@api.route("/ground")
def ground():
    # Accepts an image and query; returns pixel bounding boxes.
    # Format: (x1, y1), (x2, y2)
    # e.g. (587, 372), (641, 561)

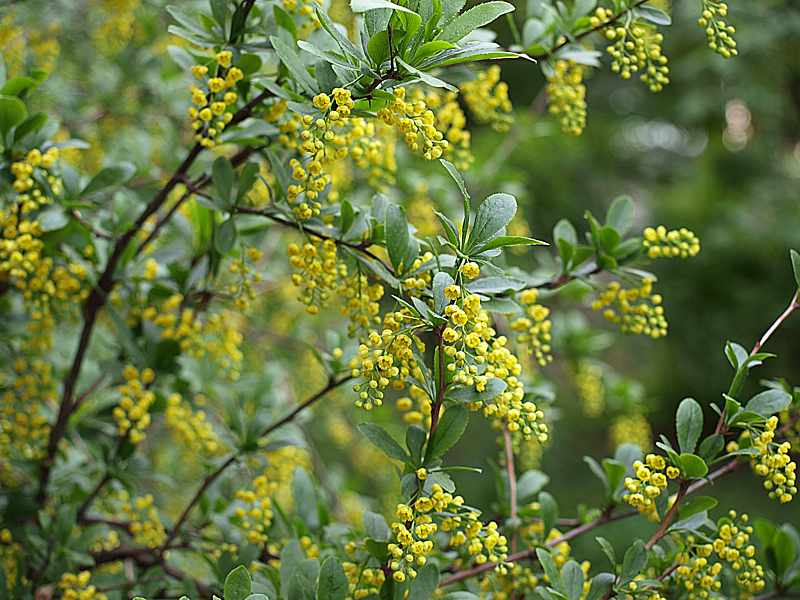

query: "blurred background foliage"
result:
(2, 0), (799, 567)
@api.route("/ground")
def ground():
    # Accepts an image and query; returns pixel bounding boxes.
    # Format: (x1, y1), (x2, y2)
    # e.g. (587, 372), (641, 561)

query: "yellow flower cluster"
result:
(610, 412), (653, 452)
(59, 571), (108, 600)
(510, 288), (553, 367)
(188, 51), (242, 148)
(545, 60), (587, 136)
(288, 89), (355, 219)
(234, 474), (275, 545)
(643, 225), (701, 259)
(121, 493), (166, 548)
(623, 453), (679, 520)
(226, 246), (264, 311)
(1, 148), (88, 321)
(713, 512), (765, 593)
(378, 87), (449, 160)
(674, 512), (765, 598)
(479, 562), (541, 599)
(342, 560), (386, 599)
(411, 88), (473, 171)
(395, 384), (433, 426)
(0, 357), (53, 482)
(595, 8), (670, 92)
(751, 416), (797, 503)
(338, 273), (384, 336)
(576, 360), (604, 417)
(165, 393), (223, 456)
(287, 238), (343, 314)
(112, 365), (156, 444)
(592, 278), (668, 338)
(0, 529), (21, 593)
(90, 0), (139, 55)
(698, 1), (737, 58)
(389, 484), (508, 582)
(460, 65), (514, 132)
(280, 0), (321, 37)
(439, 289), (547, 441)
(351, 315), (424, 410)
(140, 294), (244, 379)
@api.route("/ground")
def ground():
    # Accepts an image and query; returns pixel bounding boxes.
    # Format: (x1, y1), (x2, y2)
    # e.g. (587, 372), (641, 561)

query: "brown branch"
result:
(233, 206), (392, 269)
(76, 473), (112, 521)
(645, 481), (688, 550)
(529, 0), (650, 62)
(159, 375), (351, 553)
(38, 86), (276, 504)
(503, 428), (518, 553)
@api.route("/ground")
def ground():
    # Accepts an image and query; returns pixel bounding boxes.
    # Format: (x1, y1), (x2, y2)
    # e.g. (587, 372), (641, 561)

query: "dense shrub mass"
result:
(0, 1), (799, 599)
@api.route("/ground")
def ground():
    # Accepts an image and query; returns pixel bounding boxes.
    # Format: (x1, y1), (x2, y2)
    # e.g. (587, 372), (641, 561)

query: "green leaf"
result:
(433, 271), (455, 313)
(224, 565), (252, 600)
(605, 195), (635, 235)
(601, 459), (626, 495)
(466, 276), (526, 295)
(678, 496), (718, 520)
(561, 561), (584, 600)
(406, 425), (427, 465)
(595, 537), (615, 567)
(698, 434), (724, 462)
(367, 31), (390, 64)
(428, 405), (468, 459)
(468, 193), (516, 249)
(517, 470), (549, 501)
(536, 548), (561, 589)
(292, 468), (319, 529)
(621, 540), (647, 582)
(439, 158), (470, 200)
(745, 389), (792, 416)
(636, 5), (671, 25)
(270, 36), (318, 95)
(773, 526), (798, 579)
(213, 156), (235, 207)
(215, 218), (237, 254)
(414, 40), (457, 62)
(81, 162), (136, 196)
(791, 249), (800, 289)
(676, 398), (703, 454)
(439, 1), (515, 42)
(678, 453), (708, 479)
(357, 423), (410, 463)
(409, 564), (439, 600)
(274, 5), (298, 38)
(474, 235), (547, 253)
(364, 510), (391, 541)
(351, 0), (417, 13)
(385, 202), (418, 272)
(584, 573), (614, 600)
(724, 341), (748, 370)
(280, 541), (305, 599)
(0, 94), (27, 138)
(538, 491), (558, 535)
(13, 111), (47, 143)
(317, 557), (348, 600)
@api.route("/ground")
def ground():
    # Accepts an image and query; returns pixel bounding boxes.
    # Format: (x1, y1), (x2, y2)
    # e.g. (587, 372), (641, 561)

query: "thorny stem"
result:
(503, 427), (519, 553)
(645, 481), (688, 550)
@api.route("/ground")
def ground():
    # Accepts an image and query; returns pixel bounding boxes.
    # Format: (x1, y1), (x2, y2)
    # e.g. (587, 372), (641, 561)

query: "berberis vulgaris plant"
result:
(1, 0), (798, 599)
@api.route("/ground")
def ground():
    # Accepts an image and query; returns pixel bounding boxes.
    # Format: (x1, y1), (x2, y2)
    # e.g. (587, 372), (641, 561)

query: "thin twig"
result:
(159, 375), (351, 553)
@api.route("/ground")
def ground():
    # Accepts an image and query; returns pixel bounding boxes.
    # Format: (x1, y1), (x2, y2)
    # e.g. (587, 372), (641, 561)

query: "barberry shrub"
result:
(0, 1), (798, 600)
